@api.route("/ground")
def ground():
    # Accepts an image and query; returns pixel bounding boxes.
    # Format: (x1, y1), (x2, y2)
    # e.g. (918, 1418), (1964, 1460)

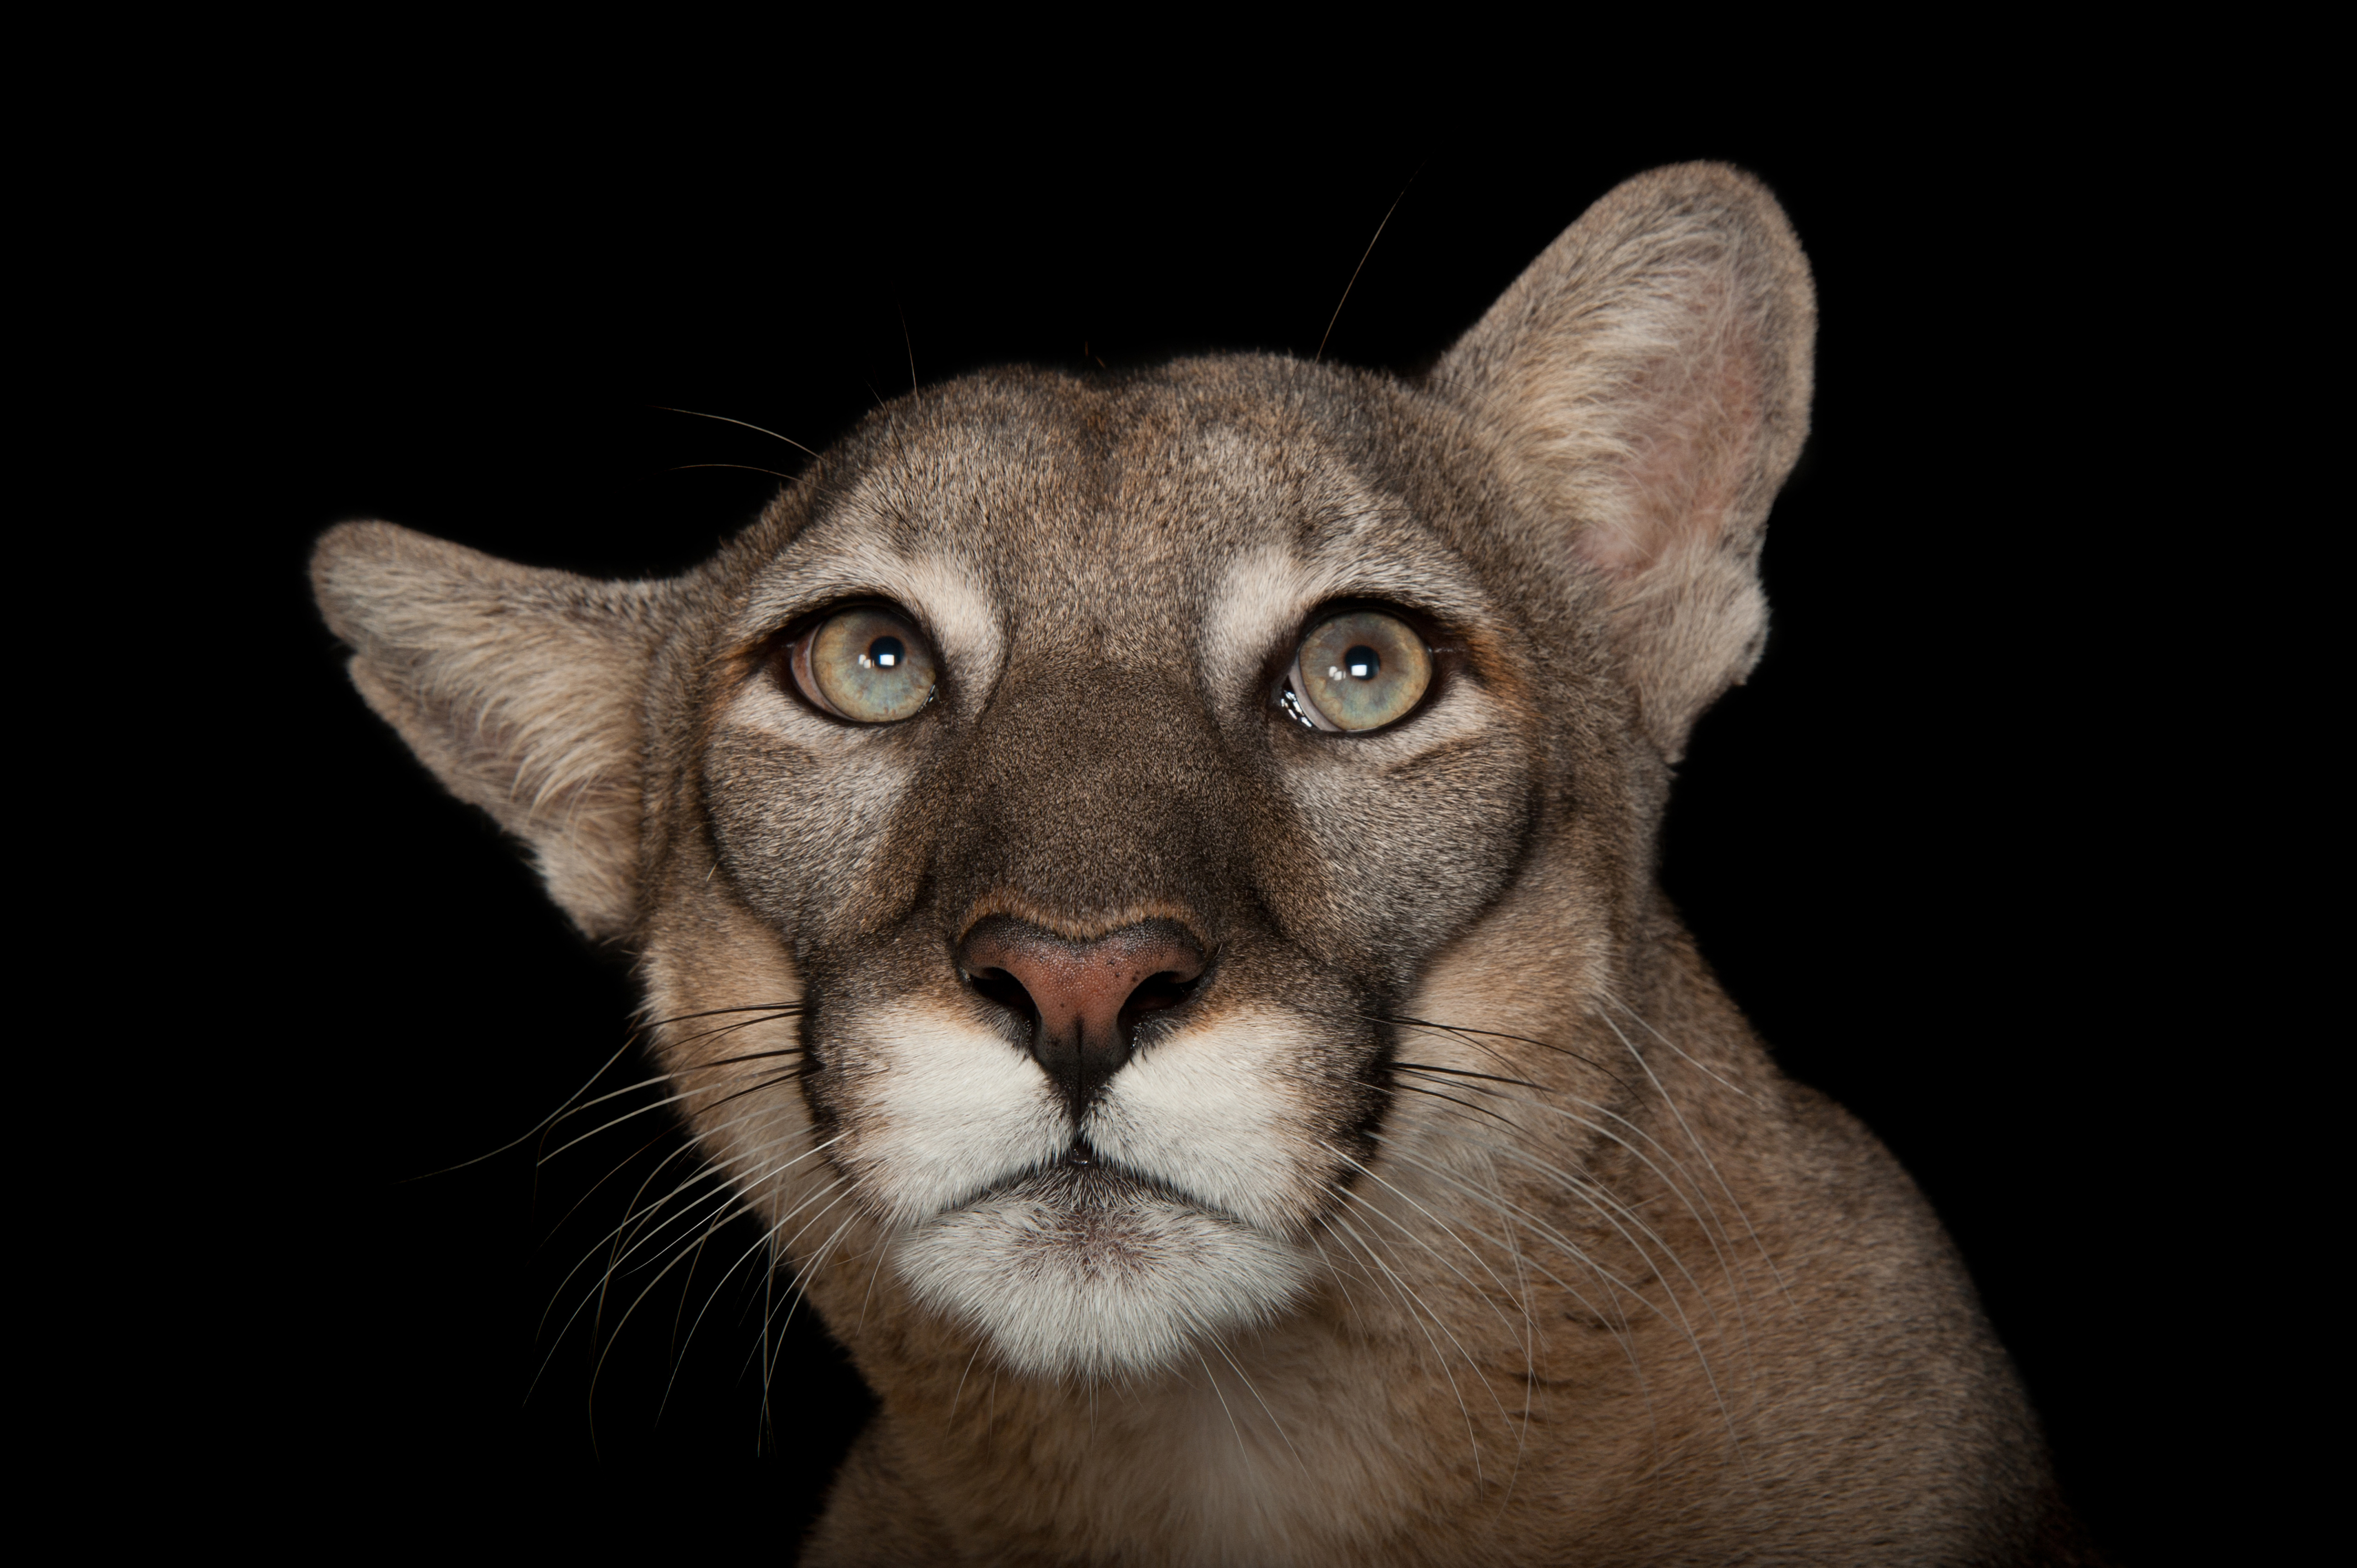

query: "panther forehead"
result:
(727, 364), (1472, 590)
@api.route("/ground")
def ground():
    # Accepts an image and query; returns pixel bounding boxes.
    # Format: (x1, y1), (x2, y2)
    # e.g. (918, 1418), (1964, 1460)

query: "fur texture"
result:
(313, 164), (2092, 1564)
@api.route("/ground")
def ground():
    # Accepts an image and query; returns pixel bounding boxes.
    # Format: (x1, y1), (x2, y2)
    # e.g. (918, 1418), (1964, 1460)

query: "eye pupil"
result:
(791, 610), (935, 723)
(1288, 610), (1432, 733)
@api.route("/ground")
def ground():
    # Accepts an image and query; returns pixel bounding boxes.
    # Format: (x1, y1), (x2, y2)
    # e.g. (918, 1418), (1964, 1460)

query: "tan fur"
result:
(313, 164), (2090, 1563)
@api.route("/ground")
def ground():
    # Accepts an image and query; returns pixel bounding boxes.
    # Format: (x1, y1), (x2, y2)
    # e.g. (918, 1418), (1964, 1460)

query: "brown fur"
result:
(313, 164), (2088, 1563)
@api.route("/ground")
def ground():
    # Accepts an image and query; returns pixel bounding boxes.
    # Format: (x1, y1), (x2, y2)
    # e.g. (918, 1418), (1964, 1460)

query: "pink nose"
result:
(957, 916), (1207, 1116)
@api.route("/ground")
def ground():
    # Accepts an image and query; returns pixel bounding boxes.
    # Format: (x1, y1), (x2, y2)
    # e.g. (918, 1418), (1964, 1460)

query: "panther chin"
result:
(892, 1163), (1313, 1381)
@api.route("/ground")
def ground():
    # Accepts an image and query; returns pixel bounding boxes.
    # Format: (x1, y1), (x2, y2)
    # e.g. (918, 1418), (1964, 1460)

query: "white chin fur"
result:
(893, 1170), (1311, 1381)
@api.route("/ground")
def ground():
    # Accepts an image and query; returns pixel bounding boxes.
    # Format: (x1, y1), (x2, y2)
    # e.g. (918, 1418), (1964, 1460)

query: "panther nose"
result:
(957, 916), (1206, 1117)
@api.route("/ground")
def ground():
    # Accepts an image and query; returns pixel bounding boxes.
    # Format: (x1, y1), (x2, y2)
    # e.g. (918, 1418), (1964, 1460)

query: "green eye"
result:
(1287, 610), (1432, 733)
(789, 606), (937, 723)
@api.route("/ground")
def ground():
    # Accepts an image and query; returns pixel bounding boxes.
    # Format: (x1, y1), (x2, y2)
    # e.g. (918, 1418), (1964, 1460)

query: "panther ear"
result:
(311, 521), (676, 941)
(1436, 162), (1816, 762)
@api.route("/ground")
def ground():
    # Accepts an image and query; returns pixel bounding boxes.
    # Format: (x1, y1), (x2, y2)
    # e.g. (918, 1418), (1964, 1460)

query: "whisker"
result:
(540, 1126), (844, 1352)
(1364, 1128), (1658, 1342)
(656, 1208), (735, 1425)
(536, 1128), (681, 1272)
(1320, 1140), (1533, 1352)
(1600, 998), (1790, 1307)
(1387, 1058), (1755, 1351)
(1371, 1012), (1635, 1097)
(524, 1009), (801, 1155)
(634, 1001), (807, 1030)
(537, 1065), (803, 1165)
(668, 462), (799, 481)
(394, 1033), (641, 1183)
(540, 1042), (798, 1144)
(1389, 1104), (1727, 1342)
(1603, 993), (1759, 1102)
(1386, 1076), (1521, 1130)
(1384, 1030), (1761, 1342)
(1314, 163), (1424, 365)
(649, 405), (819, 458)
(1357, 1140), (1667, 1457)
(1207, 1328), (1306, 1470)
(586, 1201), (745, 1421)
(665, 1181), (850, 1418)
(1372, 1121), (1741, 1449)
(1189, 1343), (1254, 1466)
(1324, 1205), (1487, 1486)
(1389, 1060), (1543, 1089)
(1320, 1149), (1539, 1459)
(755, 1207), (862, 1404)
(1594, 1006), (1789, 1308)
(948, 1338), (988, 1424)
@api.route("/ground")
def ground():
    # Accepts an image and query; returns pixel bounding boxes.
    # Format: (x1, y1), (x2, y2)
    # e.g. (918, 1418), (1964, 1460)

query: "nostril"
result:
(968, 966), (1039, 1027)
(1117, 970), (1198, 1032)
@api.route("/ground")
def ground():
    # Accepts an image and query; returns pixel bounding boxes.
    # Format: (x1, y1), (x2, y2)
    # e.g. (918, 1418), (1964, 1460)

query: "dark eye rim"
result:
(1271, 599), (1460, 738)
(761, 598), (942, 726)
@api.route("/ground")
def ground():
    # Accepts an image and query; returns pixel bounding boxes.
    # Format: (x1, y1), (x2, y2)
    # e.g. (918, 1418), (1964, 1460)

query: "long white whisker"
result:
(760, 1210), (863, 1391)
(1378, 1121), (1739, 1450)
(1601, 998), (1792, 1305)
(537, 1127), (844, 1339)
(537, 1064), (804, 1165)
(1358, 1129), (1631, 1319)
(1321, 1141), (1538, 1360)
(1389, 1019), (1743, 1268)
(1323, 1206), (1487, 1488)
(1398, 1072), (1752, 1349)
(1391, 1054), (1755, 1349)
(1204, 1329), (1305, 1471)
(1602, 992), (1759, 1101)
(668, 1185), (842, 1409)
(948, 1339), (988, 1423)
(612, 1168), (855, 1407)
(649, 404), (820, 458)
(398, 1032), (644, 1182)
(656, 1208), (736, 1422)
(1189, 1343), (1254, 1467)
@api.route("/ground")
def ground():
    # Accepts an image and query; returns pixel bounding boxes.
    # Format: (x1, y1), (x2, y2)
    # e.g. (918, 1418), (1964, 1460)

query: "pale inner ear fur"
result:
(1435, 161), (1817, 762)
(310, 520), (672, 939)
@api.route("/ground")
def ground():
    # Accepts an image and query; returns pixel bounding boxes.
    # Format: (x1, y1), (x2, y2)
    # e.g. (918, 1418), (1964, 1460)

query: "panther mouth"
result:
(954, 1140), (1229, 1232)
(895, 1157), (1314, 1378)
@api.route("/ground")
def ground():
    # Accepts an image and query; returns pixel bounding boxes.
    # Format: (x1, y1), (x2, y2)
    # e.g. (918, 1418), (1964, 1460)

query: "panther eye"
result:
(1286, 609), (1432, 733)
(787, 606), (938, 723)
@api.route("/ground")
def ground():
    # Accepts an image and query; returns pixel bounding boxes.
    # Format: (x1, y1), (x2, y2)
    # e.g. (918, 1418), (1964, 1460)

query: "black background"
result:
(188, 94), (2259, 1562)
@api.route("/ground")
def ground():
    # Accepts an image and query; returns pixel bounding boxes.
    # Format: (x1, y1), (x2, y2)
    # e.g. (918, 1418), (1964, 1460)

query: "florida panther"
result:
(315, 163), (2092, 1564)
